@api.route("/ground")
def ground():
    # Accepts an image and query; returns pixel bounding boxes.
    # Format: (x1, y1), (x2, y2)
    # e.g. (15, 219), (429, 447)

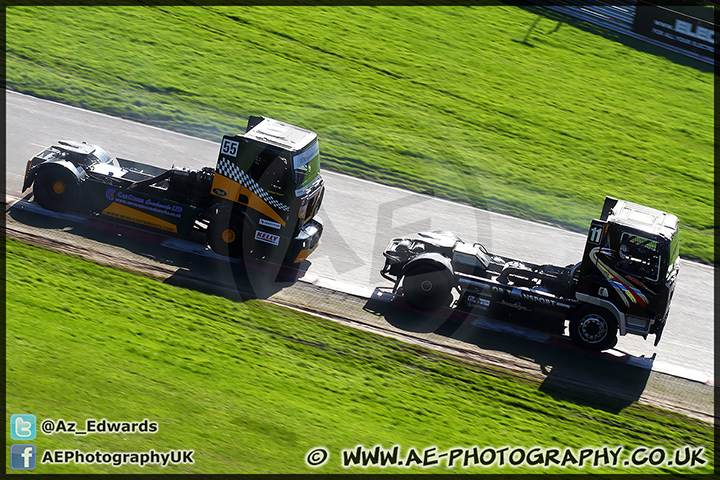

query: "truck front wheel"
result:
(208, 213), (244, 258)
(402, 263), (452, 310)
(569, 306), (618, 351)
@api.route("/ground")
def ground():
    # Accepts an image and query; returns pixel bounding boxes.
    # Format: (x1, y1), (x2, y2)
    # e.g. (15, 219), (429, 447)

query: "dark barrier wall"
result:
(632, 2), (716, 59)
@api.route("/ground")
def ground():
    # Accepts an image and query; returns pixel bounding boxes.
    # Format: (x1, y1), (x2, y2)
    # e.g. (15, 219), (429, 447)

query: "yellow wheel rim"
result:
(221, 229), (236, 244)
(52, 181), (66, 195)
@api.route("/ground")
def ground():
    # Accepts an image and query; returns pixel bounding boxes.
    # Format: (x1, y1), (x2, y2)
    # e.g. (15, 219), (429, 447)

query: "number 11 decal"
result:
(589, 226), (603, 244)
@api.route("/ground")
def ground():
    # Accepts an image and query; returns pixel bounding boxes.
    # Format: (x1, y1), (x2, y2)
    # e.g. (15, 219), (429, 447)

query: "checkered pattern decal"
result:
(217, 157), (290, 212)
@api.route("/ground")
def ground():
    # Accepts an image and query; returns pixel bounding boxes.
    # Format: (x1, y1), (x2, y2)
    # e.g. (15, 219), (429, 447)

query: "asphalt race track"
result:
(5, 90), (714, 384)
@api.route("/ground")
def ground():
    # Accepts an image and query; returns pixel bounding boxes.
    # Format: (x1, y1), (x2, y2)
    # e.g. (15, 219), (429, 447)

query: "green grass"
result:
(5, 5), (713, 263)
(5, 238), (714, 473)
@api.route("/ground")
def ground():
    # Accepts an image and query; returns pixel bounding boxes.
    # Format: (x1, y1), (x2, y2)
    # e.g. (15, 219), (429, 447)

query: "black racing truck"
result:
(380, 197), (680, 350)
(22, 116), (324, 265)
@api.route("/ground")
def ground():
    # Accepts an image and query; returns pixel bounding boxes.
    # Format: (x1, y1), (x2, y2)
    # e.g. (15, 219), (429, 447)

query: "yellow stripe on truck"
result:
(211, 173), (287, 227)
(101, 202), (178, 233)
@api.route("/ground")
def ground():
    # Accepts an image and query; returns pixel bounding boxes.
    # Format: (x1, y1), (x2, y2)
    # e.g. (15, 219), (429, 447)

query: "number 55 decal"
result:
(221, 138), (239, 157)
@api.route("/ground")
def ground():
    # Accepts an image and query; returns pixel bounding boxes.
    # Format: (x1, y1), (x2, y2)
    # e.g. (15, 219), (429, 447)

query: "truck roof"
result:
(242, 117), (317, 153)
(602, 197), (678, 240)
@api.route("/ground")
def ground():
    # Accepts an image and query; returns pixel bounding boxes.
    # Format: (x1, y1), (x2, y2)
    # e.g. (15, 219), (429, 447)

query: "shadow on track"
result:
(7, 197), (308, 302)
(364, 288), (652, 415)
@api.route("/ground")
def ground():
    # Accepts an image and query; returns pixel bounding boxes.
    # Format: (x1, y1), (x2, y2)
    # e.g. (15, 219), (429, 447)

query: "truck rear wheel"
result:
(569, 306), (618, 351)
(402, 263), (452, 310)
(33, 168), (80, 213)
(208, 213), (244, 258)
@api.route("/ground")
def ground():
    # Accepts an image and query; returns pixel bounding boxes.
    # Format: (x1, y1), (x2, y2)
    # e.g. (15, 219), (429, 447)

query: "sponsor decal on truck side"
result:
(259, 219), (282, 230)
(105, 188), (183, 218)
(465, 295), (490, 311)
(254, 230), (280, 246)
(101, 203), (178, 233)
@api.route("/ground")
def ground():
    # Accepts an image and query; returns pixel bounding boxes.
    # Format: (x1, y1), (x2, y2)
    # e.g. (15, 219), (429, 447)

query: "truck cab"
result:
(574, 197), (680, 346)
(207, 116), (324, 263)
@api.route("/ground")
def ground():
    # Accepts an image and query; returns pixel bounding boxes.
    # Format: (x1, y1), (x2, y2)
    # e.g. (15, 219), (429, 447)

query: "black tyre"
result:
(402, 263), (453, 310)
(569, 306), (618, 351)
(33, 168), (80, 213)
(208, 213), (244, 258)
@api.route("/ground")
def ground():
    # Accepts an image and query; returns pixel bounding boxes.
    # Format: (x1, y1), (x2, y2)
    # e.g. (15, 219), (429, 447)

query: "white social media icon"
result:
(15, 417), (32, 437)
(21, 446), (34, 467)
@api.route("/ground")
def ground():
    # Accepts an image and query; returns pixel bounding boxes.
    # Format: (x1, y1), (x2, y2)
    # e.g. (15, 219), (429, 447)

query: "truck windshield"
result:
(293, 141), (320, 190)
(617, 232), (661, 282)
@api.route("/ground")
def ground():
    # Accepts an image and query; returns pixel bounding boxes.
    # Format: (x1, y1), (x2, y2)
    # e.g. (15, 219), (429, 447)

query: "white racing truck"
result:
(381, 197), (680, 350)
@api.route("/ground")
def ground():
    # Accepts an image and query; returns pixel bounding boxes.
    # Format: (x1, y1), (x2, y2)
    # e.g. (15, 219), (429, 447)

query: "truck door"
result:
(211, 137), (293, 226)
